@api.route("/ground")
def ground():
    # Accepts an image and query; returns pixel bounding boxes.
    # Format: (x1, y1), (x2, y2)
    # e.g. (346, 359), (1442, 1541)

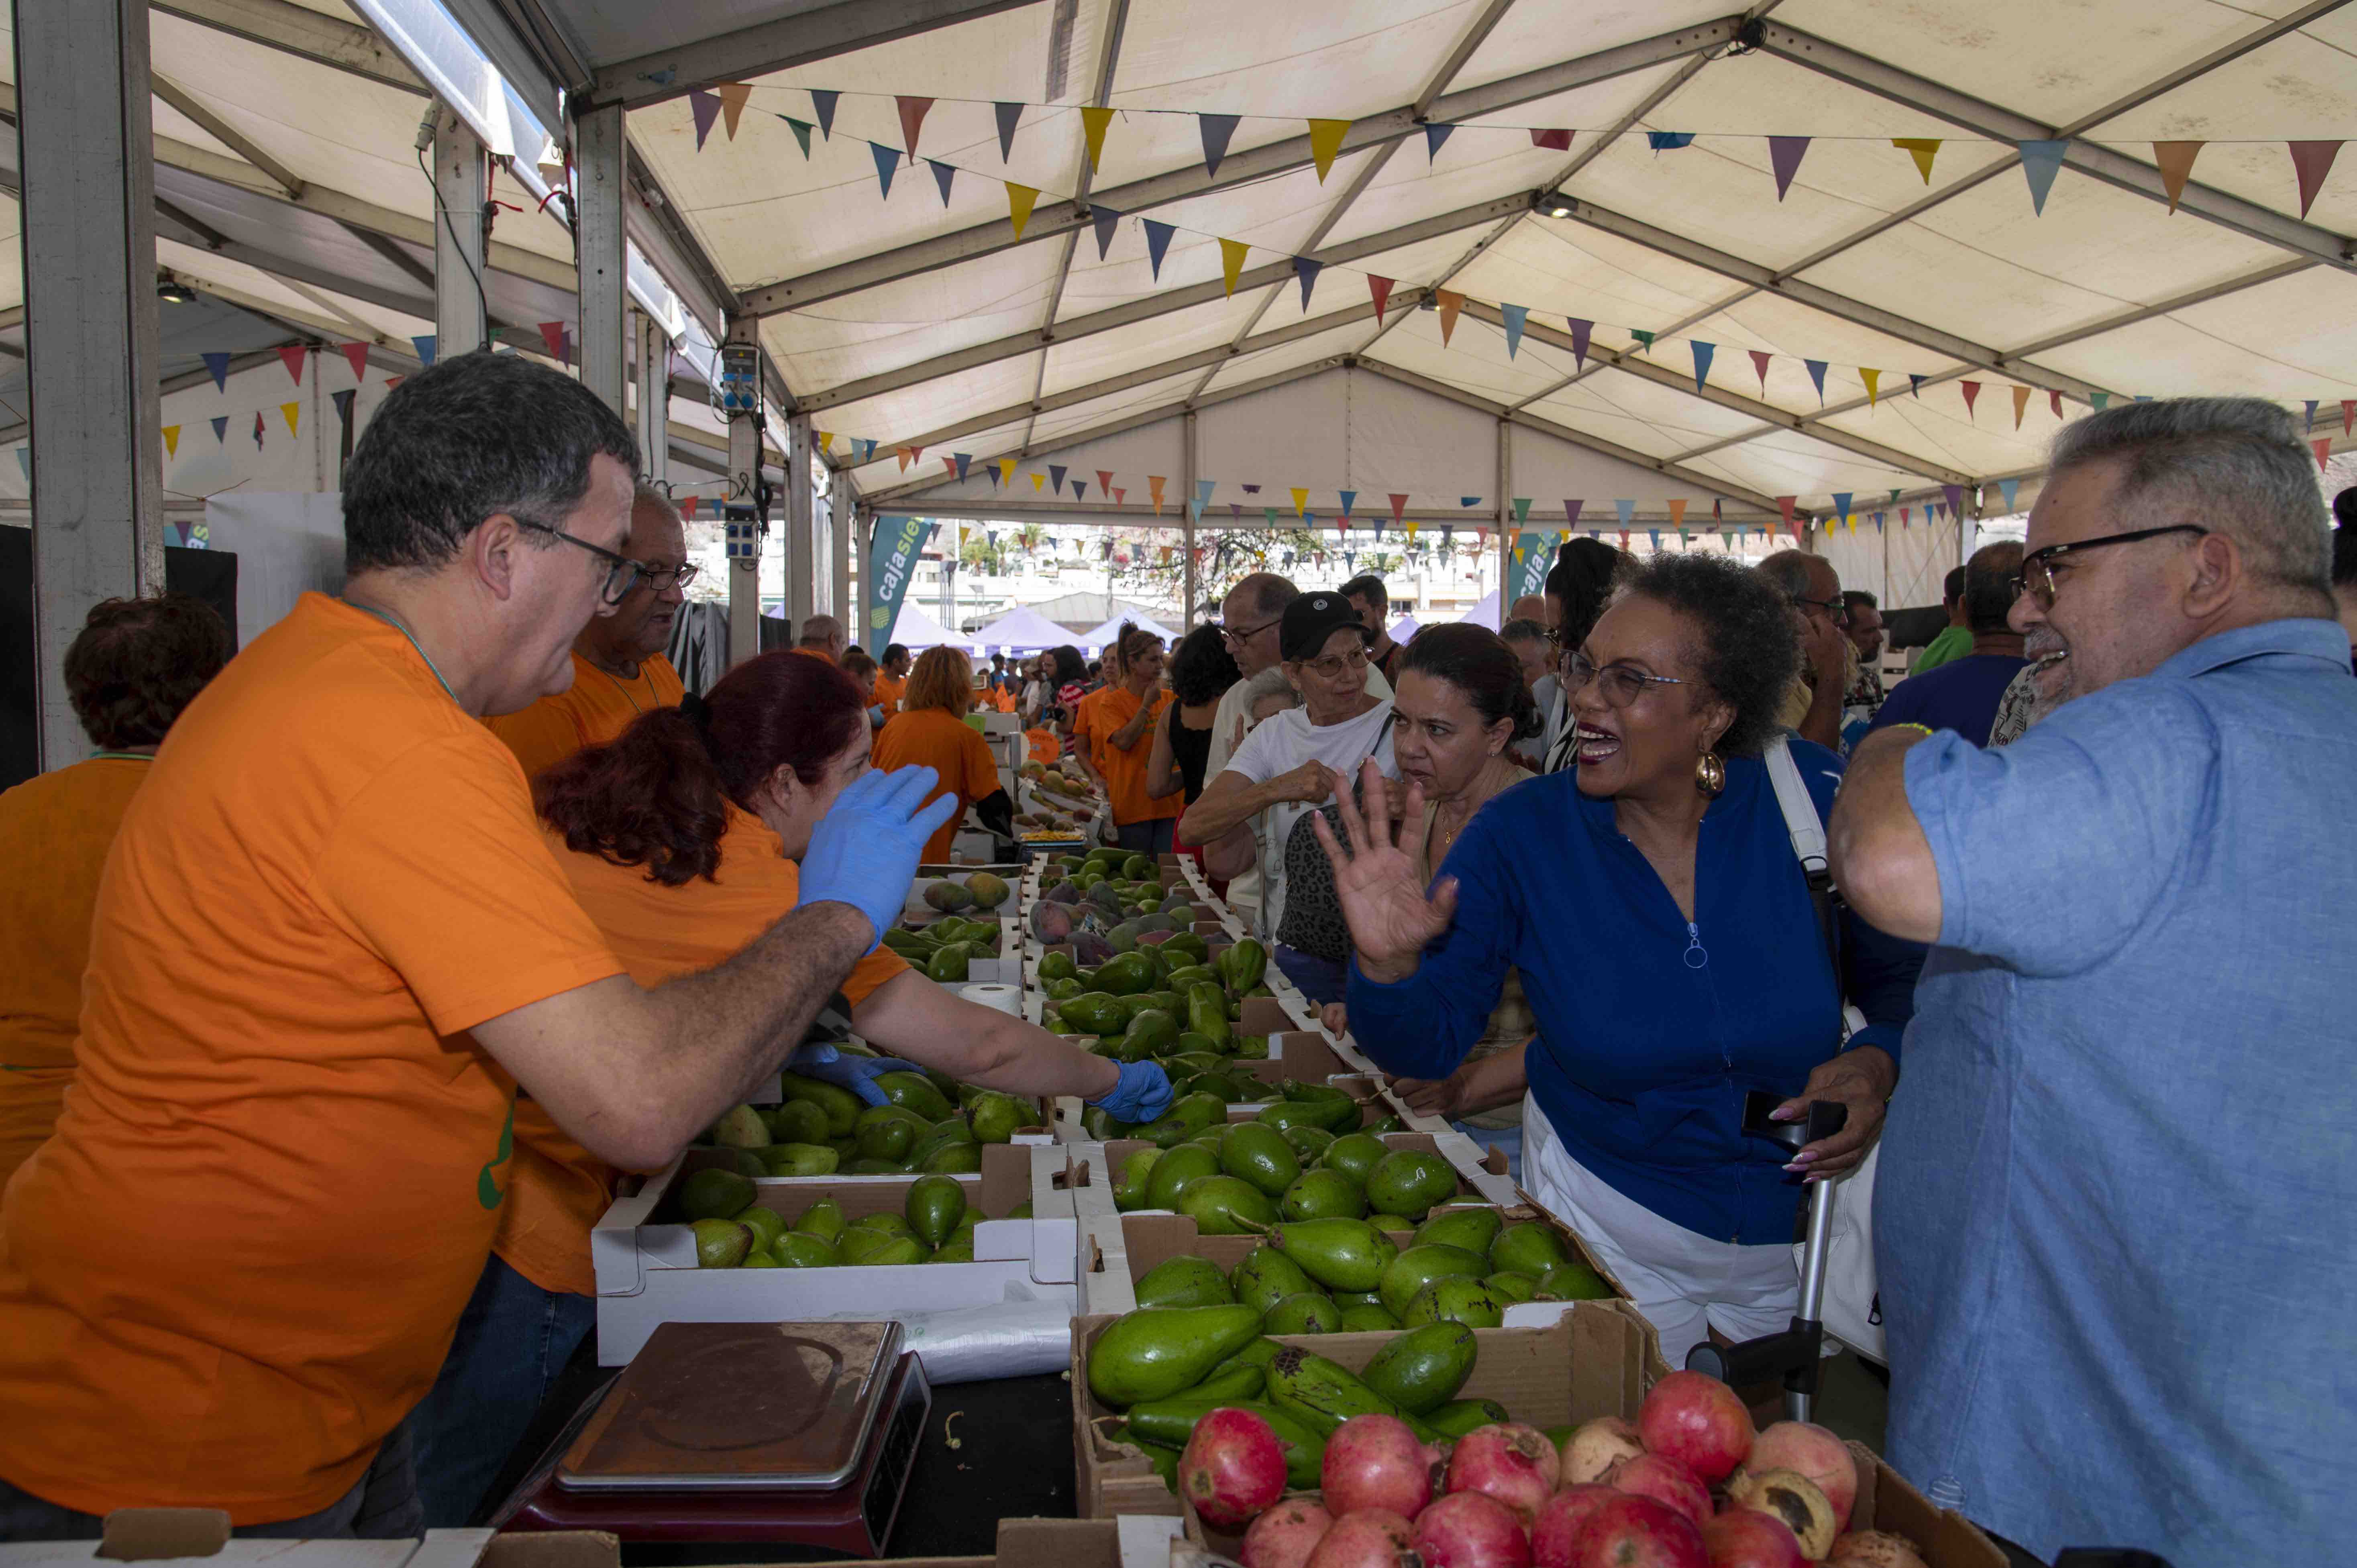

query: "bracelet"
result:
(1889, 723), (1935, 740)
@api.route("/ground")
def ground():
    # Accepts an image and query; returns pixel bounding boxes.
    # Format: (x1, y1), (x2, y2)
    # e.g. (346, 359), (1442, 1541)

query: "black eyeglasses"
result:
(1787, 592), (1851, 627)
(1566, 652), (1688, 708)
(517, 520), (647, 606)
(636, 563), (701, 594)
(1217, 615), (1281, 648)
(2011, 524), (2208, 608)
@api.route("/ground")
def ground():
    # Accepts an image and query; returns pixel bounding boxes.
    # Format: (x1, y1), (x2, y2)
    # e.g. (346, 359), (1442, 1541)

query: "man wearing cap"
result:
(1181, 590), (1400, 1000)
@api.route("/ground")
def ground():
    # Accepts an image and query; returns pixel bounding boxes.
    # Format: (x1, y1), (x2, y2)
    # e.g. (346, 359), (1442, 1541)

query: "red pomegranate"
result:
(1241, 1499), (1335, 1568)
(1746, 1421), (1857, 1533)
(1634, 1372), (1754, 1484)
(1306, 1509), (1421, 1568)
(1608, 1453), (1710, 1528)
(1697, 1511), (1807, 1568)
(1722, 1469), (1835, 1560)
(1531, 1485), (1619, 1568)
(1412, 1490), (1534, 1568)
(1560, 1416), (1646, 1485)
(1569, 1493), (1708, 1568)
(1178, 1407), (1287, 1529)
(1444, 1423), (1562, 1523)
(1323, 1414), (1438, 1520)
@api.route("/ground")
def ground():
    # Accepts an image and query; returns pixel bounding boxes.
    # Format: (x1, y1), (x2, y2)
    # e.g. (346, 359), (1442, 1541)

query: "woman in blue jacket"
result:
(1316, 554), (1921, 1364)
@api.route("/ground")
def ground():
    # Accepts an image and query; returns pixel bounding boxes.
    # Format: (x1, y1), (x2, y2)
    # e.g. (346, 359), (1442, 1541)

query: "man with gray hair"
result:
(1756, 548), (1851, 752)
(1831, 398), (2357, 1563)
(795, 613), (848, 663)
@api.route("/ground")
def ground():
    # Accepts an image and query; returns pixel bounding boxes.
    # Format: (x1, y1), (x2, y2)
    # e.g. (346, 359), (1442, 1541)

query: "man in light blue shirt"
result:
(1829, 397), (2357, 1566)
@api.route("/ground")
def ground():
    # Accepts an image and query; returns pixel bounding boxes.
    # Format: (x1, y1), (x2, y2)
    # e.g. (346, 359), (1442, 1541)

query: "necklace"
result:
(587, 659), (646, 713)
(1431, 759), (1517, 855)
(343, 599), (461, 705)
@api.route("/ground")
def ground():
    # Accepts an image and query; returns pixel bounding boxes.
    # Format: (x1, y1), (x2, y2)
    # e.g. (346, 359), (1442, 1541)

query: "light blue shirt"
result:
(1878, 618), (2357, 1564)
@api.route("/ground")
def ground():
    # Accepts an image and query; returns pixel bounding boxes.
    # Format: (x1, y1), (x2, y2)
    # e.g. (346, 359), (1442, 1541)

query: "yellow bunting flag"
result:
(2010, 384), (2032, 430)
(1218, 237), (1249, 296)
(1667, 498), (1687, 527)
(1405, 521), (1419, 543)
(280, 401), (300, 436)
(997, 458), (1017, 485)
(2153, 141), (2203, 212)
(1290, 487), (1308, 517)
(817, 430), (834, 454)
(1307, 119), (1351, 182)
(1861, 368), (1881, 407)
(1435, 289), (1464, 347)
(716, 83), (752, 141)
(1892, 138), (1941, 184)
(1845, 513), (1857, 535)
(1080, 106), (1115, 173)
(1006, 183), (1039, 240)
(162, 425), (181, 459)
(1031, 471), (1045, 492)
(1149, 475), (1166, 515)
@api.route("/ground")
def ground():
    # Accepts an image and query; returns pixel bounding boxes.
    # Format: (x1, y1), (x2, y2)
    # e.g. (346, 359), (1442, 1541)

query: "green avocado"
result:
(1135, 1254), (1235, 1309)
(1230, 1244), (1319, 1315)
(1281, 1167), (1368, 1222)
(1085, 1303), (1267, 1409)
(1377, 1244), (1489, 1320)
(1262, 1292), (1342, 1334)
(1358, 1320), (1478, 1415)
(1364, 1149), (1459, 1223)
(1399, 1275), (1508, 1330)
(1176, 1174), (1280, 1235)
(1217, 1121), (1302, 1198)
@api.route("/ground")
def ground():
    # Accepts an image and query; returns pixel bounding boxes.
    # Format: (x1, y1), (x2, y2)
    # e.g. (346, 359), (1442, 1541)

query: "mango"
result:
(1038, 949), (1078, 983)
(1400, 1275), (1507, 1330)
(1144, 1143), (1221, 1210)
(1122, 1008), (1180, 1060)
(1218, 1122), (1301, 1198)
(1485, 1271), (1540, 1303)
(1186, 982), (1234, 1051)
(963, 871), (1011, 909)
(1164, 965), (1219, 990)
(1359, 1321), (1478, 1415)
(1231, 1244), (1319, 1315)
(1086, 1304), (1267, 1409)
(1368, 1214), (1417, 1233)
(737, 1206), (789, 1252)
(1377, 1244), (1489, 1320)
(1364, 1149), (1458, 1222)
(791, 1197), (846, 1244)
(691, 1217), (752, 1268)
(1280, 1124), (1336, 1161)
(724, 1148), (768, 1178)
(1428, 1398), (1513, 1438)
(1281, 1168), (1368, 1222)
(1135, 1254), (1234, 1309)
(854, 1105), (926, 1162)
(841, 1232), (927, 1266)
(849, 1212), (912, 1237)
(1093, 951), (1157, 996)
(678, 1168), (756, 1222)
(905, 1173), (967, 1246)
(1489, 1220), (1574, 1281)
(1140, 1090), (1226, 1149)
(1414, 1206), (1505, 1257)
(1176, 1174), (1280, 1235)
(1263, 1293), (1342, 1334)
(928, 1238), (975, 1263)
(763, 1099), (830, 1146)
(922, 880), (975, 912)
(1266, 1218), (1397, 1292)
(1058, 992), (1131, 1037)
(741, 1249), (781, 1268)
(926, 942), (974, 983)
(921, 1141), (983, 1174)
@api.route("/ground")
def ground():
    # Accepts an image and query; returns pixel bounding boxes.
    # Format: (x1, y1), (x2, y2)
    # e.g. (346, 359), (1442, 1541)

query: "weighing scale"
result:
(495, 1320), (931, 1555)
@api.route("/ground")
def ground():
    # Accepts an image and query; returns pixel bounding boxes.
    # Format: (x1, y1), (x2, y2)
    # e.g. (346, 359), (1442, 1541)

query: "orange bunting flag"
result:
(1148, 475), (1166, 515)
(1892, 138), (1941, 184)
(2010, 385), (2031, 430)
(162, 425), (181, 459)
(897, 446), (915, 472)
(1435, 289), (1464, 347)
(941, 456), (956, 476)
(1307, 119), (1352, 182)
(716, 83), (752, 141)
(2153, 141), (2202, 212)
(1667, 498), (1687, 527)
(1861, 369), (1881, 407)
(1960, 380), (1982, 420)
(896, 96), (933, 161)
(1219, 238), (1250, 296)
(279, 401), (301, 437)
(1006, 182), (1039, 240)
(1080, 106), (1115, 173)
(1289, 487), (1308, 518)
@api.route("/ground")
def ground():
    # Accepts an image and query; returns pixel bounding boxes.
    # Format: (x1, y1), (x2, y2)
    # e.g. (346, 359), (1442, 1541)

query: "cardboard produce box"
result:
(1079, 1129), (1493, 1234)
(1071, 1300), (1668, 1520)
(590, 1143), (1074, 1366)
(0, 1519), (522, 1568)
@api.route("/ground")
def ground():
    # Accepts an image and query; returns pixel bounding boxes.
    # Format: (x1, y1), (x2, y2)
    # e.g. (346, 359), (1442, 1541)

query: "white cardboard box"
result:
(0, 1525), (505, 1568)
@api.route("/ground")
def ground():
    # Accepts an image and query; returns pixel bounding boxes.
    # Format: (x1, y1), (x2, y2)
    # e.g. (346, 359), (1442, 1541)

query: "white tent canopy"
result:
(1389, 614), (1422, 643)
(881, 600), (975, 651)
(1079, 612), (1179, 650)
(966, 604), (1074, 650)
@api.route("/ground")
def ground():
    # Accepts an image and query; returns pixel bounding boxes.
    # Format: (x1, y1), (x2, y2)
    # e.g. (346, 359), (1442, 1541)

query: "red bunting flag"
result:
(1368, 275), (1395, 327)
(538, 321), (568, 363)
(1749, 350), (1771, 392)
(1960, 380), (1982, 420)
(2288, 141), (2342, 219)
(2344, 400), (2355, 436)
(681, 498), (698, 521)
(941, 456), (956, 476)
(1389, 494), (1408, 524)
(1529, 128), (1572, 151)
(2050, 389), (2064, 419)
(896, 97), (934, 161)
(1776, 496), (1798, 541)
(2314, 437), (2333, 471)
(1113, 487), (1126, 505)
(277, 345), (308, 385)
(1097, 470), (1113, 496)
(340, 342), (370, 382)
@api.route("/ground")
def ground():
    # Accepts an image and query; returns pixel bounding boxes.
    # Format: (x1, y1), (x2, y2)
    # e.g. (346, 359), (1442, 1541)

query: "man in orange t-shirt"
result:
(873, 646), (1011, 863)
(870, 642), (911, 715)
(0, 352), (953, 1540)
(0, 595), (231, 1190)
(484, 483), (693, 779)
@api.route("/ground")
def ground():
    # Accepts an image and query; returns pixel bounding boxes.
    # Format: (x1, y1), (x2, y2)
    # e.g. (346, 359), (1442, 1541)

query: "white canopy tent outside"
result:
(881, 598), (977, 651)
(966, 603), (1073, 650)
(1078, 611), (1178, 650)
(1389, 613), (1423, 643)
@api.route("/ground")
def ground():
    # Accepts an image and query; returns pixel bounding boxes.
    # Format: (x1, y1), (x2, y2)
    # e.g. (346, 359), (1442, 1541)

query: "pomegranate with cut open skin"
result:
(1559, 1416), (1646, 1485)
(1722, 1469), (1837, 1561)
(1745, 1421), (1858, 1533)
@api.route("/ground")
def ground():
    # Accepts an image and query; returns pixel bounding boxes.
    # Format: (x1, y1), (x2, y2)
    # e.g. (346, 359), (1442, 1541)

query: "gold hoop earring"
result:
(1695, 749), (1725, 797)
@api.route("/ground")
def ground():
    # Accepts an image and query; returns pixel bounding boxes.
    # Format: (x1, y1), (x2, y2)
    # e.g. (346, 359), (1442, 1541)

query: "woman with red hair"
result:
(411, 650), (1170, 1527)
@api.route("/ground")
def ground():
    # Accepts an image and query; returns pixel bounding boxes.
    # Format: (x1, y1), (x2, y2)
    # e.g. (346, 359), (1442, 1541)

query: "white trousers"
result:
(1521, 1098), (1799, 1368)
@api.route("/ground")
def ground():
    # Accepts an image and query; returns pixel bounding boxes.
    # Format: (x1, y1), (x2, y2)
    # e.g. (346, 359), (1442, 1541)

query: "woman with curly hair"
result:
(1313, 554), (1923, 1364)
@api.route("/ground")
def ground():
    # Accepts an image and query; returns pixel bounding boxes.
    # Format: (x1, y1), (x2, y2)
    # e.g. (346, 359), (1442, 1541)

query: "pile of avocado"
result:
(1115, 1122), (1466, 1238)
(675, 1167), (1034, 1269)
(696, 1060), (1035, 1178)
(880, 911), (1004, 984)
(1041, 933), (1291, 1123)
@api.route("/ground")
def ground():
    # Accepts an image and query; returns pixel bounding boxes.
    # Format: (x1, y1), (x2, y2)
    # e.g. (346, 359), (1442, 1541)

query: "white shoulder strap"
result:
(1763, 734), (1828, 876)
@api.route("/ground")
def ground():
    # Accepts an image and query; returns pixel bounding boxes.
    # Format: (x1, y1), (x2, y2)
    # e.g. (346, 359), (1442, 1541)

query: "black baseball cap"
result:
(1280, 591), (1372, 662)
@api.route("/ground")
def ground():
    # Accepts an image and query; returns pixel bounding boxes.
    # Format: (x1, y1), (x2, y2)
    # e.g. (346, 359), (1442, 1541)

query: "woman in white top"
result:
(1179, 591), (1399, 1002)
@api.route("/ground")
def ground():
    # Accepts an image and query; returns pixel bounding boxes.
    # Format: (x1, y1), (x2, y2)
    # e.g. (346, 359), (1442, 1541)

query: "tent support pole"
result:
(831, 470), (853, 626)
(18, 0), (164, 770)
(1182, 409), (1199, 628)
(430, 105), (487, 355)
(726, 315), (763, 668)
(786, 414), (815, 634)
(573, 102), (629, 418)
(634, 310), (669, 486)
(1495, 421), (1510, 631)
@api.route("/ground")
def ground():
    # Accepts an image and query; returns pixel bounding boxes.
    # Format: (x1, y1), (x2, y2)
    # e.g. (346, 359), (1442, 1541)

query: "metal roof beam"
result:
(152, 0), (426, 92)
(1757, 18), (2356, 270)
(583, 0), (1039, 111)
(1354, 356), (1787, 514)
(151, 74), (307, 199)
(791, 195), (1524, 408)
(741, 17), (1743, 315)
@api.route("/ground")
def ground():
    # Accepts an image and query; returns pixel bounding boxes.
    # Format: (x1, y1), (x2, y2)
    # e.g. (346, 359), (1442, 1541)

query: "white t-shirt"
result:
(1219, 699), (1400, 939)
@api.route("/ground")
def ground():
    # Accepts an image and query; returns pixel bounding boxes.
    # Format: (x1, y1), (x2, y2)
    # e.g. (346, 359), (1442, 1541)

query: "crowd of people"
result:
(0, 358), (2346, 1564)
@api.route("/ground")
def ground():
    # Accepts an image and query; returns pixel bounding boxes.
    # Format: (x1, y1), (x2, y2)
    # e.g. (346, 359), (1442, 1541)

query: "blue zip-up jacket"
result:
(1348, 743), (1923, 1244)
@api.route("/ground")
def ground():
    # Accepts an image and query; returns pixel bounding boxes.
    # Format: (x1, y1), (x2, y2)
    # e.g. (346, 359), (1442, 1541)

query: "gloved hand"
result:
(1088, 1059), (1175, 1125)
(787, 1043), (925, 1108)
(798, 764), (957, 948)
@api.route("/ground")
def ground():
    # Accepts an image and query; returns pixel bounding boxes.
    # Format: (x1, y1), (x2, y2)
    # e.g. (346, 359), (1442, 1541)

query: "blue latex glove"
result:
(787, 1043), (925, 1108)
(1089, 1060), (1175, 1125)
(797, 764), (957, 948)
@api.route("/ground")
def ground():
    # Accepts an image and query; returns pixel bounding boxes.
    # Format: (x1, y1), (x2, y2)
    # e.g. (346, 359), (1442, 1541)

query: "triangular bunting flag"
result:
(928, 159), (957, 206)
(1193, 477), (1213, 512)
(277, 345), (308, 385)
(2018, 140), (2067, 215)
(1289, 486), (1309, 517)
(538, 320), (569, 363)
(2051, 390), (2065, 419)
(253, 411), (264, 449)
(994, 102), (1023, 161)
(2153, 141), (2202, 212)
(1424, 123), (1454, 163)
(1369, 275), (1395, 327)
(1831, 492), (1852, 525)
(2290, 141), (2342, 218)
(1219, 238), (1249, 296)
(1613, 498), (1635, 526)
(1198, 114), (1239, 178)
(2306, 399), (2319, 430)
(781, 117), (814, 157)
(854, 438), (877, 463)
(1998, 478), (2022, 512)
(997, 458), (1017, 485)
(895, 96), (933, 161)
(716, 83), (751, 140)
(162, 425), (180, 459)
(1804, 359), (1828, 404)
(810, 90), (838, 139)
(1569, 318), (1593, 371)
(1750, 349), (1771, 391)
(868, 140), (900, 198)
(1307, 119), (1351, 182)
(1073, 480), (1089, 501)
(955, 452), (973, 480)
(202, 351), (232, 392)
(1460, 497), (1482, 508)
(2343, 399), (2355, 436)
(1030, 471), (1045, 492)
(898, 446), (917, 472)
(1768, 136), (1810, 200)
(1691, 340), (1714, 391)
(1092, 206), (1122, 260)
(1943, 485), (1965, 518)
(1149, 475), (1166, 515)
(1563, 500), (1584, 527)
(1645, 132), (1694, 153)
(210, 415), (228, 443)
(1049, 465), (1067, 493)
(1080, 106), (1114, 173)
(1006, 182), (1039, 238)
(2090, 392), (2109, 411)
(940, 456), (957, 477)
(1649, 529), (1661, 552)
(339, 342), (371, 382)
(1629, 330), (1656, 353)
(1390, 494), (1409, 525)
(1435, 291), (1463, 346)
(280, 401), (300, 436)
(1115, 488), (1128, 505)
(681, 498), (698, 520)
(690, 91), (721, 150)
(410, 335), (436, 368)
(1862, 368), (1881, 406)
(1909, 373), (1925, 399)
(1339, 490), (1357, 520)
(1143, 220), (1175, 279)
(1668, 499), (1688, 527)
(1530, 128), (1572, 152)
(1294, 257), (1323, 310)
(1892, 138), (1941, 183)
(2315, 437), (2335, 471)
(1776, 495), (1797, 533)
(817, 431), (834, 455)
(1501, 304), (1528, 359)
(1961, 380), (1982, 419)
(2010, 384), (2032, 430)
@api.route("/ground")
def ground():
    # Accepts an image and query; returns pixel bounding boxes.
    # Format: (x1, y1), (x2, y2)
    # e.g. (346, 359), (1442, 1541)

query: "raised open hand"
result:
(1307, 757), (1459, 980)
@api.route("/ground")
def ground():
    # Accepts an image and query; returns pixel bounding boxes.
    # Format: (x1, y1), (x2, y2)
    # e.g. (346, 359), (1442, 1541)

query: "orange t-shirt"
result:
(499, 808), (911, 1296)
(873, 706), (1000, 864)
(0, 593), (625, 1524)
(1084, 687), (1179, 827)
(483, 651), (685, 779)
(0, 755), (151, 1190)
(871, 670), (906, 715)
